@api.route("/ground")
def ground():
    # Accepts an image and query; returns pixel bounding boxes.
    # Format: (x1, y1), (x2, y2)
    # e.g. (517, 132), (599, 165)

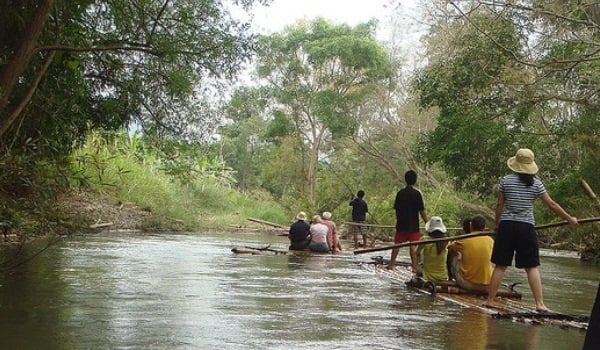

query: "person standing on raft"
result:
(388, 170), (428, 271)
(485, 148), (578, 312)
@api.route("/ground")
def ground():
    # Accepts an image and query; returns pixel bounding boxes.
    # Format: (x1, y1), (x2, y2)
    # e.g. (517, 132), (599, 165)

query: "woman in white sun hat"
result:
(415, 216), (449, 282)
(485, 148), (578, 312)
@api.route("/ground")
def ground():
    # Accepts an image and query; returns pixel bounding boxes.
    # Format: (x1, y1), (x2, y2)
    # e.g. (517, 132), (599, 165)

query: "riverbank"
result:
(1, 189), (157, 244)
(56, 189), (155, 232)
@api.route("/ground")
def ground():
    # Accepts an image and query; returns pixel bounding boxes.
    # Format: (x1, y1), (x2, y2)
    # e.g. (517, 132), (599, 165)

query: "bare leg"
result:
(409, 245), (418, 273)
(353, 234), (358, 249)
(333, 233), (342, 252)
(486, 265), (508, 306)
(526, 266), (549, 311)
(388, 248), (399, 269)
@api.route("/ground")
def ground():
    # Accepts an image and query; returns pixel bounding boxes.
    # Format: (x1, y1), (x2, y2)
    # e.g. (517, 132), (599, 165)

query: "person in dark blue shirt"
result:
(288, 212), (311, 250)
(349, 190), (369, 249)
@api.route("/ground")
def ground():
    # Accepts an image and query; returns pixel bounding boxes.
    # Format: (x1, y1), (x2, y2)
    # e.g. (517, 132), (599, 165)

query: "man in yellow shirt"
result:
(448, 215), (494, 292)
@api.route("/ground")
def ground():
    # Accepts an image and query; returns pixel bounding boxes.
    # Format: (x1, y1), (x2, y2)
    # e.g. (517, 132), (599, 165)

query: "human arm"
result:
(419, 210), (428, 225)
(447, 242), (458, 253)
(494, 192), (505, 230)
(539, 192), (578, 224)
(326, 227), (333, 250)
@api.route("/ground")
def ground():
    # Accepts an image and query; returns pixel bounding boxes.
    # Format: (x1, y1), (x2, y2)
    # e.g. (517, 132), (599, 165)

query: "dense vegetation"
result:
(0, 1), (598, 258)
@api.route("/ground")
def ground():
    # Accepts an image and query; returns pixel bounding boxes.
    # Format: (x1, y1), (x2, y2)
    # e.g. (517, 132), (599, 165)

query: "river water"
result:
(0, 231), (597, 349)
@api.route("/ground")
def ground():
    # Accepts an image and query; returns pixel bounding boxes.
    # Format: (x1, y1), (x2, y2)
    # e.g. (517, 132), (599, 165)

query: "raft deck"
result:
(360, 262), (589, 331)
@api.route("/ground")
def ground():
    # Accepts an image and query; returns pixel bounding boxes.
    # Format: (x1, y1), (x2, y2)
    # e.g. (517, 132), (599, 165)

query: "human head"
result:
(312, 214), (322, 223)
(322, 211), (332, 220)
(507, 148), (538, 175)
(357, 190), (365, 198)
(462, 217), (471, 234)
(470, 215), (486, 231)
(405, 170), (417, 186)
(296, 211), (307, 221)
(425, 216), (447, 234)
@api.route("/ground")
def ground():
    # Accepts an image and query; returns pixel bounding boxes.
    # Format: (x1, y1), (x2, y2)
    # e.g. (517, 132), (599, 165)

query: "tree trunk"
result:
(0, 0), (53, 138)
(307, 135), (320, 206)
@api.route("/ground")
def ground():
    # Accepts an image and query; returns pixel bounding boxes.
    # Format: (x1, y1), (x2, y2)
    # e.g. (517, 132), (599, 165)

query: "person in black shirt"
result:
(349, 190), (369, 249)
(388, 170), (428, 271)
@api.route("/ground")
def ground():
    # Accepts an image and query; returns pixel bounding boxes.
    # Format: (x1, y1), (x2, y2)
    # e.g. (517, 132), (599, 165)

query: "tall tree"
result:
(255, 18), (394, 205)
(414, 0), (600, 199)
(0, 0), (267, 157)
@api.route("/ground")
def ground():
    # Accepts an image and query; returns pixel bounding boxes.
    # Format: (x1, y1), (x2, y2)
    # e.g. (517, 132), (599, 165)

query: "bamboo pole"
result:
(354, 216), (600, 255)
(342, 221), (462, 231)
(247, 217), (288, 229)
(580, 178), (600, 211)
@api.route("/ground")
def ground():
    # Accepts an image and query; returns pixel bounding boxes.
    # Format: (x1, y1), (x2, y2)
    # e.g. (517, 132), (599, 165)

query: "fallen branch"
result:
(247, 217), (288, 229)
(89, 222), (113, 229)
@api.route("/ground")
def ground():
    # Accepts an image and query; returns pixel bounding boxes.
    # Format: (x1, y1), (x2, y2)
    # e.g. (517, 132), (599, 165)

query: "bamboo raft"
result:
(360, 261), (589, 331)
(231, 245), (349, 256)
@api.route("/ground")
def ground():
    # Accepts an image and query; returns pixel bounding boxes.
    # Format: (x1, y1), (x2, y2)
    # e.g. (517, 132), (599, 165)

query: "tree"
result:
(219, 87), (270, 191)
(0, 0), (270, 203)
(255, 18), (394, 205)
(0, 0), (267, 158)
(413, 0), (600, 198)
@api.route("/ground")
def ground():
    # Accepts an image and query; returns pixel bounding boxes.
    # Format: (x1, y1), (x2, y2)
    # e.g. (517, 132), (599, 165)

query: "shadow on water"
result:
(0, 232), (597, 349)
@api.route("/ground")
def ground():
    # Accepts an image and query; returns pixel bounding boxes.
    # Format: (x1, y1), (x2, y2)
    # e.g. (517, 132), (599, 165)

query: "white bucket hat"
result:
(507, 148), (538, 175)
(296, 212), (307, 220)
(425, 216), (447, 234)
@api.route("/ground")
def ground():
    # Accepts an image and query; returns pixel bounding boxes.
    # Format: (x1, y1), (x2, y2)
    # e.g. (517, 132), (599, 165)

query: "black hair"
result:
(518, 173), (535, 186)
(470, 215), (486, 231)
(462, 218), (471, 234)
(428, 229), (448, 255)
(357, 190), (365, 198)
(405, 170), (417, 186)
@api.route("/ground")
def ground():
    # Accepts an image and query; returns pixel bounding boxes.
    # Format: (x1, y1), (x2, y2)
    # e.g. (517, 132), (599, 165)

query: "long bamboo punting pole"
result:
(354, 216), (600, 255)
(342, 222), (463, 231)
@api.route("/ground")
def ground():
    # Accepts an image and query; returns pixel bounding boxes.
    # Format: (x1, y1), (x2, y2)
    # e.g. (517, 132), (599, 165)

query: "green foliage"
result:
(71, 130), (287, 229)
(254, 18), (395, 204)
(1, 0), (264, 172)
(413, 9), (588, 199)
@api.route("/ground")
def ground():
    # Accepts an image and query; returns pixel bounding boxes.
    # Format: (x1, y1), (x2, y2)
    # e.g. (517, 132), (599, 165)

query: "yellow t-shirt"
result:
(452, 236), (494, 285)
(416, 236), (448, 282)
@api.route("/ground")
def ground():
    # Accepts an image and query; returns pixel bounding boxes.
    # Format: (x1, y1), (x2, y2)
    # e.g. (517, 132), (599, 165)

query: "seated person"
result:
(448, 215), (493, 292)
(321, 211), (342, 253)
(415, 216), (448, 282)
(308, 215), (330, 253)
(288, 212), (311, 250)
(447, 217), (472, 280)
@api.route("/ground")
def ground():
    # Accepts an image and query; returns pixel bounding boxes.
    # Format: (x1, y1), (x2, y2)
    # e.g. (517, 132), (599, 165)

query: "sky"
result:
(250, 0), (394, 34)
(244, 0), (427, 65)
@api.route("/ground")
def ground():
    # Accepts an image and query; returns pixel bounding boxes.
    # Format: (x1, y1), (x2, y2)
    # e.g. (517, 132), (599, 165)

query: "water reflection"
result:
(451, 309), (491, 349)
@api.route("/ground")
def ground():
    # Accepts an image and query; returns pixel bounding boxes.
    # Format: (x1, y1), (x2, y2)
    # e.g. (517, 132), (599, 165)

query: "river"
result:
(0, 231), (597, 349)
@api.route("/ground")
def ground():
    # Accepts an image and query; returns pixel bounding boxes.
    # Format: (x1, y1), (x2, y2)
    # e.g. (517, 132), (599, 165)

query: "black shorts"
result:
(491, 220), (540, 268)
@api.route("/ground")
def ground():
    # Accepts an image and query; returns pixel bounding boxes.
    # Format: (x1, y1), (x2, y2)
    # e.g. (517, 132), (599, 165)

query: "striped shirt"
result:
(498, 174), (546, 225)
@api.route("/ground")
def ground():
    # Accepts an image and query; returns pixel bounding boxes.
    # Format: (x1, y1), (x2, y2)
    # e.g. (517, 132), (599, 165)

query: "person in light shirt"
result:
(321, 211), (342, 253)
(485, 148), (578, 312)
(308, 215), (330, 253)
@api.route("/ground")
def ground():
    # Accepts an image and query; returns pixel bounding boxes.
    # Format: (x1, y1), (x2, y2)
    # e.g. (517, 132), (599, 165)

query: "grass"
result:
(69, 132), (288, 231)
